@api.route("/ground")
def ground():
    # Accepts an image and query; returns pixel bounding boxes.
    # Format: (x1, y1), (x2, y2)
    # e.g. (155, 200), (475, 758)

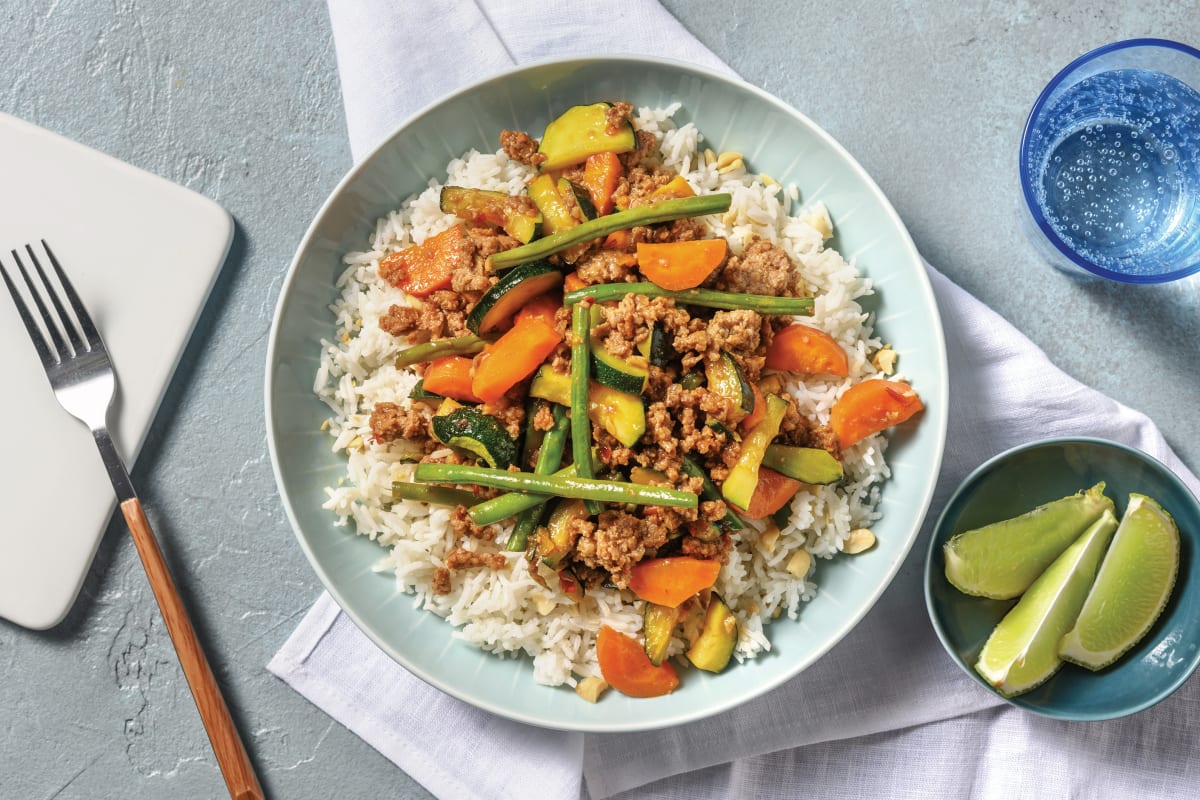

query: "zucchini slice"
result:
(635, 323), (672, 368)
(589, 305), (649, 395)
(588, 381), (646, 448)
(643, 602), (680, 666)
(528, 174), (579, 236)
(440, 186), (542, 243)
(430, 405), (519, 469)
(564, 180), (598, 220)
(686, 593), (738, 673)
(535, 498), (588, 568)
(705, 419), (741, 443)
(721, 394), (788, 511)
(537, 102), (637, 172)
(705, 350), (755, 422)
(762, 445), (844, 485)
(629, 466), (669, 486)
(527, 366), (646, 447)
(466, 260), (562, 335)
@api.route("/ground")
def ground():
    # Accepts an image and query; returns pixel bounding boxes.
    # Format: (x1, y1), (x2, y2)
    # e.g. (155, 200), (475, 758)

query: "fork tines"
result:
(0, 241), (97, 368)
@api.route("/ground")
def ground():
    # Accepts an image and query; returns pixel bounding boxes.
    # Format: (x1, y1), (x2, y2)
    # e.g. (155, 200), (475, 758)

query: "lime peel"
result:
(1059, 494), (1180, 671)
(975, 509), (1119, 697)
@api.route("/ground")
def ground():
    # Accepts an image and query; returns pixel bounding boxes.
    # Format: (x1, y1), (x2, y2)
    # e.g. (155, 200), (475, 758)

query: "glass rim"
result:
(1018, 38), (1200, 284)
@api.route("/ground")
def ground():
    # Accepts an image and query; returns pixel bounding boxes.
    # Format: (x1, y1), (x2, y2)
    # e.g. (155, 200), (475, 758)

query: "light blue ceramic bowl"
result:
(266, 56), (948, 731)
(926, 437), (1200, 720)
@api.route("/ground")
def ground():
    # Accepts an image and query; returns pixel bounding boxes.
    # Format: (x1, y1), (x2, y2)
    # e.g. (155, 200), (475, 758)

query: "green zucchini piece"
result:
(521, 397), (549, 470)
(528, 174), (579, 236)
(679, 371), (705, 390)
(681, 456), (744, 532)
(528, 366), (646, 448)
(537, 102), (637, 172)
(439, 185), (542, 243)
(721, 394), (788, 511)
(589, 305), (649, 395)
(706, 419), (741, 443)
(771, 504), (793, 529)
(686, 593), (738, 673)
(635, 324), (672, 368)
(762, 445), (844, 485)
(466, 260), (562, 335)
(706, 350), (755, 420)
(643, 602), (680, 666)
(535, 498), (588, 568)
(629, 466), (669, 486)
(565, 180), (597, 220)
(430, 405), (519, 469)
(588, 381), (646, 448)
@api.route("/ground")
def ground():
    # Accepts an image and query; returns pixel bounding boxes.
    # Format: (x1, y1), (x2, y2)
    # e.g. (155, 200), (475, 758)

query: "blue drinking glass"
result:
(1020, 39), (1200, 283)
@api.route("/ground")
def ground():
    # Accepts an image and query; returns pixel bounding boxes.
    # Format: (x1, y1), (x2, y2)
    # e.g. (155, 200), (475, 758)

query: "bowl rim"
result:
(924, 435), (1200, 721)
(1017, 37), (1200, 284)
(265, 53), (948, 731)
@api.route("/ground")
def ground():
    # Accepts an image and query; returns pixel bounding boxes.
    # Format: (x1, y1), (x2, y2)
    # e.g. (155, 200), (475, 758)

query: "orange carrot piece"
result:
(830, 379), (924, 449)
(421, 356), (481, 403)
(471, 317), (563, 404)
(597, 625), (680, 698)
(765, 324), (849, 377)
(635, 239), (728, 291)
(514, 292), (562, 327)
(650, 175), (695, 200)
(580, 151), (624, 215)
(740, 383), (767, 433)
(377, 224), (465, 298)
(628, 557), (722, 608)
(741, 467), (802, 519)
(602, 228), (633, 251)
(563, 271), (588, 293)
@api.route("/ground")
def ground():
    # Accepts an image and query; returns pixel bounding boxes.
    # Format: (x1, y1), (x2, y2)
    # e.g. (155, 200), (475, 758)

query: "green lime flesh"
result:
(944, 483), (1113, 599)
(975, 509), (1118, 697)
(1059, 494), (1180, 671)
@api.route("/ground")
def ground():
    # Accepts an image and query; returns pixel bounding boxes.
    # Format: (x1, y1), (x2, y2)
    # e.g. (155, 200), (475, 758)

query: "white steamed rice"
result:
(314, 105), (894, 687)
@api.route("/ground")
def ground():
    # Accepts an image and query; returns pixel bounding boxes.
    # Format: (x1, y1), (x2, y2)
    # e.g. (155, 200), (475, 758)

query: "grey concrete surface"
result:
(1, 1), (1197, 798)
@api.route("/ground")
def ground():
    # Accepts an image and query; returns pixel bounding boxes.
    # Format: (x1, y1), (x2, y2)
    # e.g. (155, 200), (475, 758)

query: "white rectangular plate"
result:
(0, 113), (231, 629)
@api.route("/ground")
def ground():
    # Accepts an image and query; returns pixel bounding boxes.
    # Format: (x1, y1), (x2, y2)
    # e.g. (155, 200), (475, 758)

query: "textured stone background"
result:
(1, 1), (1196, 798)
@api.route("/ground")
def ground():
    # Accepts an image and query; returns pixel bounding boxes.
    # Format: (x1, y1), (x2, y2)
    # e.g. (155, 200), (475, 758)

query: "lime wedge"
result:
(1059, 494), (1180, 670)
(945, 483), (1113, 599)
(975, 510), (1118, 696)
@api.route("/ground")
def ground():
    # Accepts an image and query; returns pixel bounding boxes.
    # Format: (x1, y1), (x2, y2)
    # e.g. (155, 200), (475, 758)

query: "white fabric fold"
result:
(271, 2), (1200, 798)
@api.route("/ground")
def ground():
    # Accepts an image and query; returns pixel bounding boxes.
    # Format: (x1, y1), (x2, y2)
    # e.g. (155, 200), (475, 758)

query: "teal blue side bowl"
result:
(925, 437), (1200, 720)
(267, 56), (948, 732)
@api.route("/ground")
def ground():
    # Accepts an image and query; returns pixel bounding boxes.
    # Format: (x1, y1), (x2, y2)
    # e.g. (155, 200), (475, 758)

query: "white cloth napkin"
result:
(271, 2), (1200, 798)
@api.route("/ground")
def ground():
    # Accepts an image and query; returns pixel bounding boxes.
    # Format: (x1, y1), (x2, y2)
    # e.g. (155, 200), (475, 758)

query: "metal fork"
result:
(1, 242), (263, 800)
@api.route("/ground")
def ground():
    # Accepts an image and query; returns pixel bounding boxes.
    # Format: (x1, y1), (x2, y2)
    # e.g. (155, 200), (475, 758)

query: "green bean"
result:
(416, 464), (697, 509)
(470, 464), (580, 525)
(681, 456), (744, 531)
(394, 334), (489, 368)
(570, 303), (603, 515)
(565, 283), (815, 316)
(488, 194), (732, 270)
(507, 407), (569, 551)
(390, 482), (481, 507)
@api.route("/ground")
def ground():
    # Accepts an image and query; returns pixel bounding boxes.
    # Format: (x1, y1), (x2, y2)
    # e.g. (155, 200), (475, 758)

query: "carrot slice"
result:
(628, 557), (722, 608)
(740, 383), (767, 433)
(563, 271), (589, 293)
(635, 239), (727, 291)
(597, 625), (680, 698)
(514, 292), (562, 328)
(422, 356), (481, 403)
(765, 324), (849, 377)
(602, 229), (632, 251)
(377, 224), (466, 298)
(579, 151), (624, 215)
(741, 467), (802, 519)
(650, 175), (695, 200)
(830, 379), (924, 449)
(471, 317), (563, 404)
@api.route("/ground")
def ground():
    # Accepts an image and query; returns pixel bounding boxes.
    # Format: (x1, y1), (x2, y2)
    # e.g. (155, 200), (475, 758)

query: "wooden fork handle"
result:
(120, 498), (264, 800)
